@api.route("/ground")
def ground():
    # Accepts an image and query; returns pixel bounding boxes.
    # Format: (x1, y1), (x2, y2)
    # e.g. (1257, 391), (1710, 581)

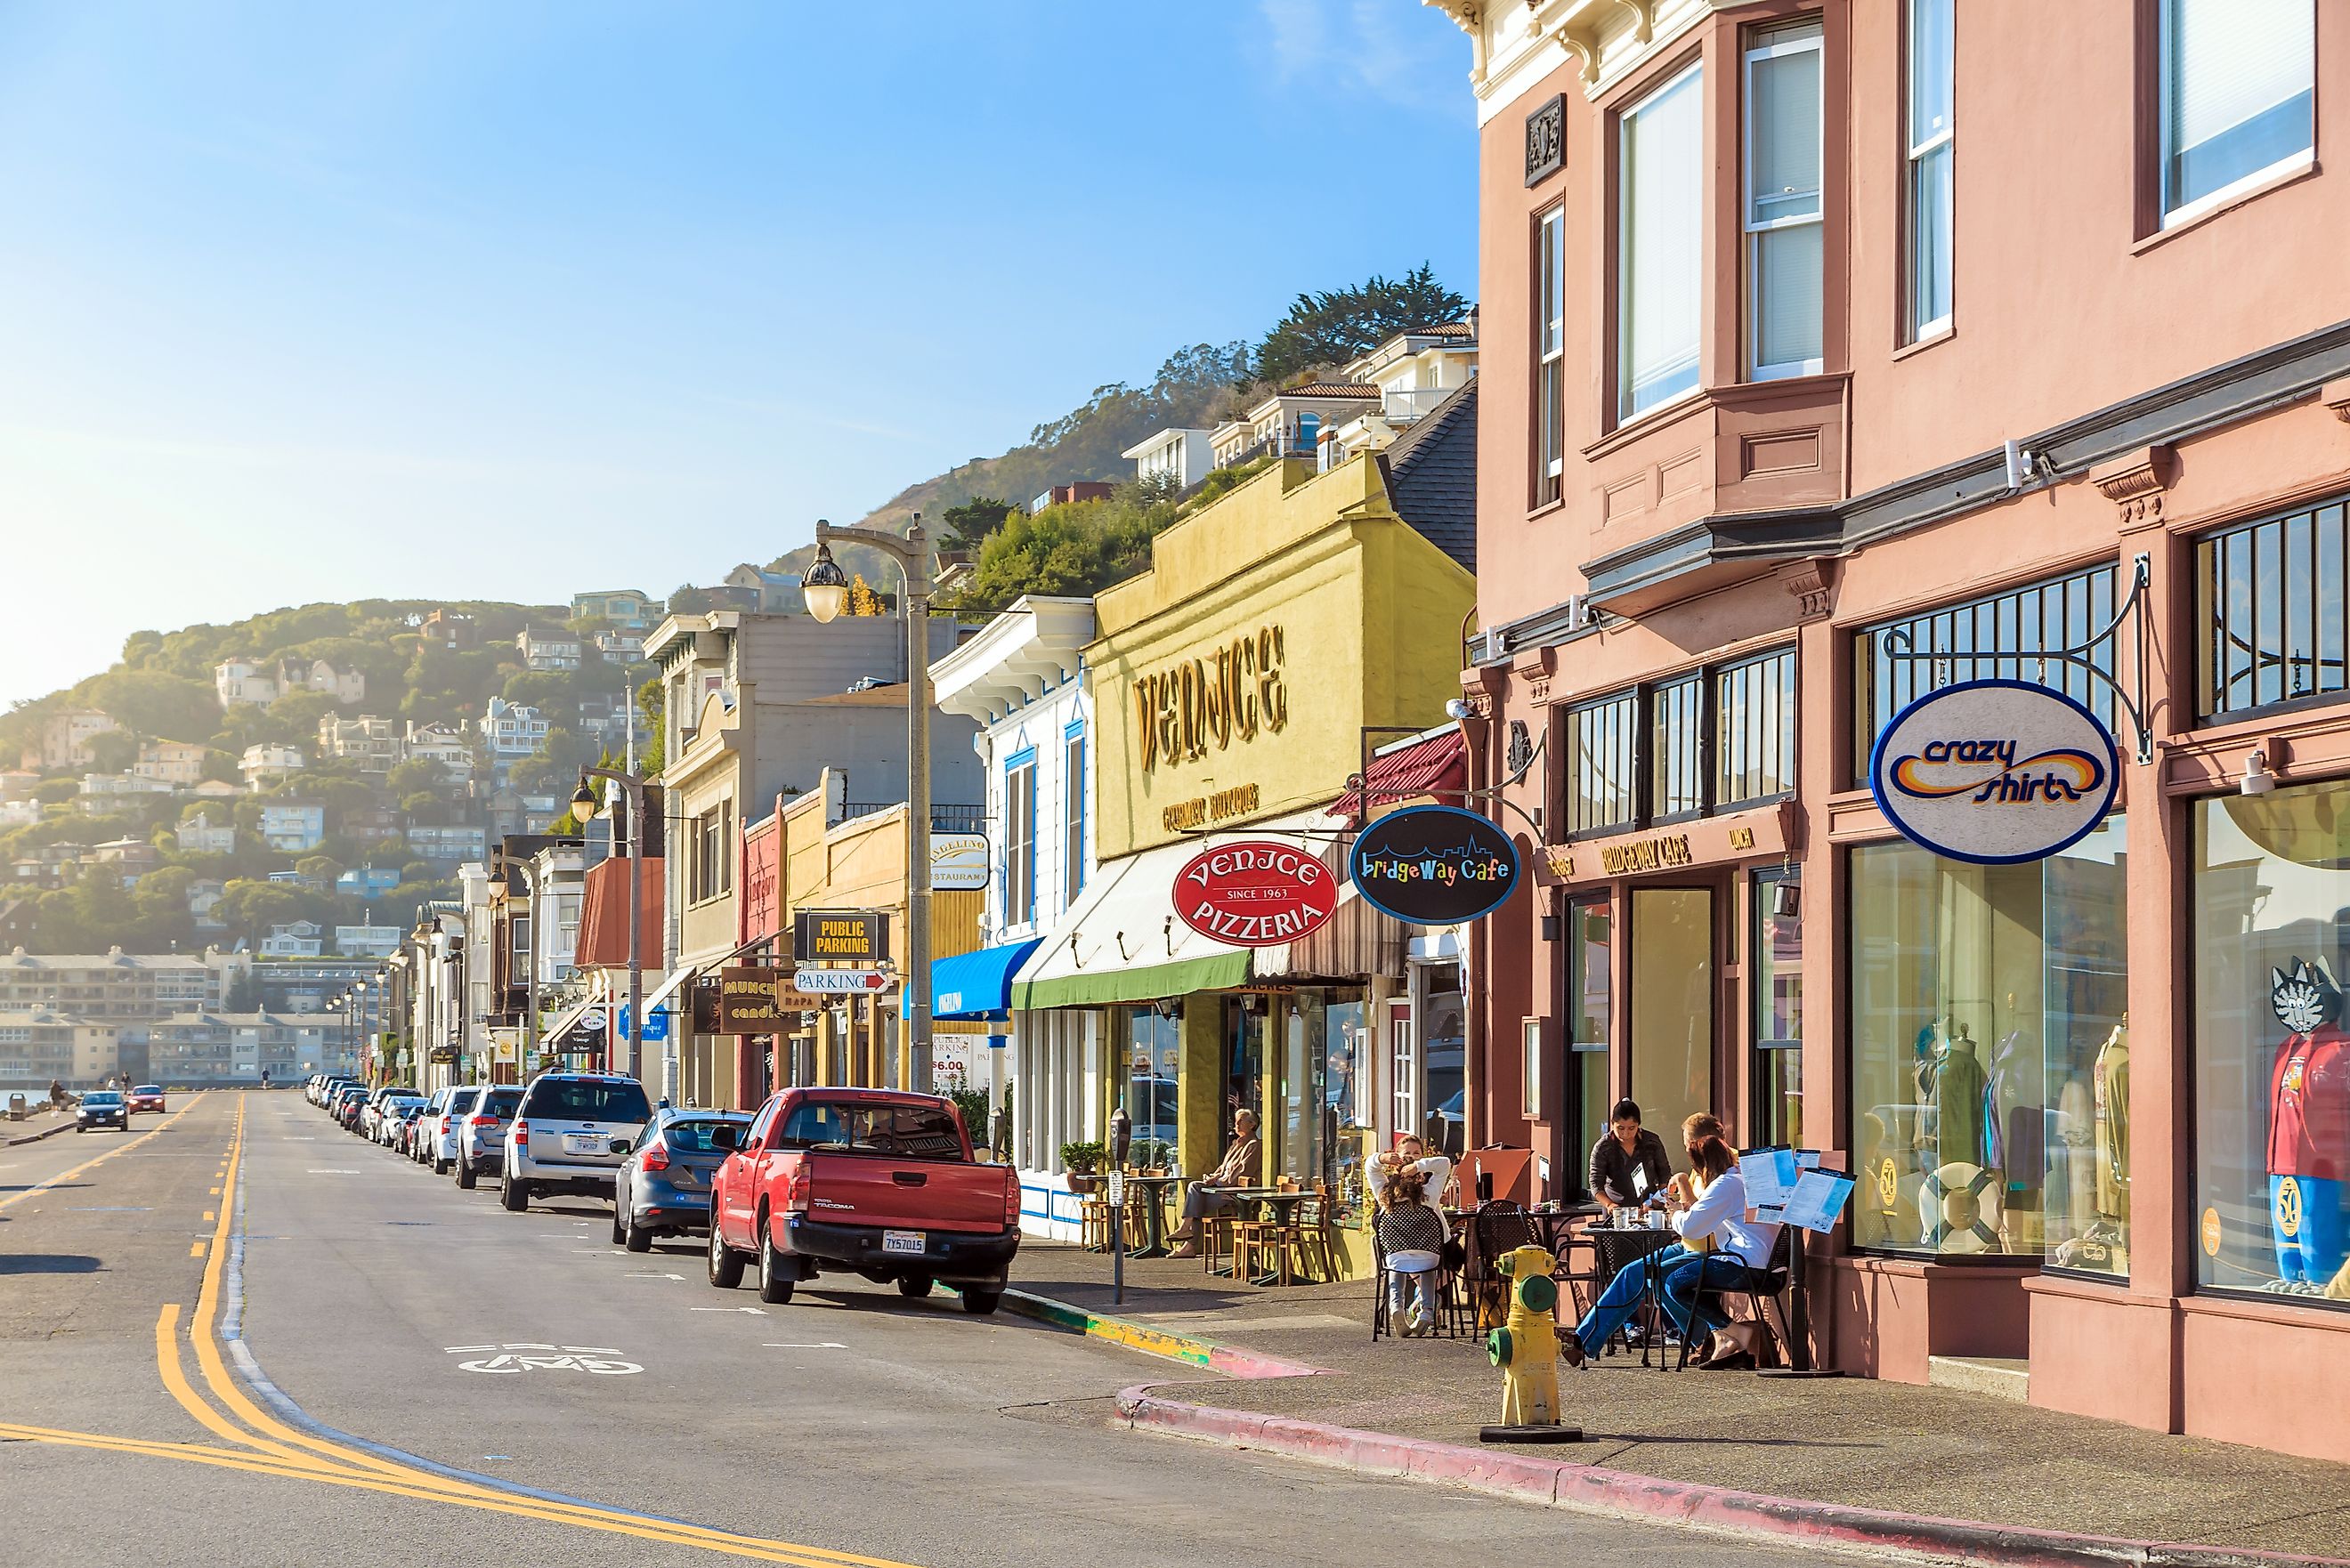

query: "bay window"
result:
(1617, 61), (1705, 421)
(1744, 20), (1824, 379)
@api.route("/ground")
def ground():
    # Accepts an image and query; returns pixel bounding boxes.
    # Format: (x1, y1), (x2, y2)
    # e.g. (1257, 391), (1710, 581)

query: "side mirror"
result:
(610, 1138), (632, 1156)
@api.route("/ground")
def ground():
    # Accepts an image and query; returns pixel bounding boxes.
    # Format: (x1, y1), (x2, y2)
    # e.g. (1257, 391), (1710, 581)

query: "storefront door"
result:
(1630, 885), (1716, 1146)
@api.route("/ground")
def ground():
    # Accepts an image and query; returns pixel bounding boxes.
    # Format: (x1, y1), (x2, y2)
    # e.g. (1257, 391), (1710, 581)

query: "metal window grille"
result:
(1853, 562), (2117, 780)
(1566, 691), (1639, 837)
(1648, 675), (1705, 820)
(1716, 648), (1797, 809)
(2197, 497), (2350, 719)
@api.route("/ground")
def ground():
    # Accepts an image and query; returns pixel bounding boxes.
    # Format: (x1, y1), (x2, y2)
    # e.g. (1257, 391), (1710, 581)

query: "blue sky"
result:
(0, 2), (1477, 708)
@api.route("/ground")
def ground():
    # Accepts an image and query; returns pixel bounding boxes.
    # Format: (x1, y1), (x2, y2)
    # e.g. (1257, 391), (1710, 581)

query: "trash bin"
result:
(6, 1093), (26, 1121)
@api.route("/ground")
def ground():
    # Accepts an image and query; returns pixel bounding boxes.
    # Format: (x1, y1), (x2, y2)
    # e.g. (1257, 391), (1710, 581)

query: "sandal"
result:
(1559, 1333), (1586, 1370)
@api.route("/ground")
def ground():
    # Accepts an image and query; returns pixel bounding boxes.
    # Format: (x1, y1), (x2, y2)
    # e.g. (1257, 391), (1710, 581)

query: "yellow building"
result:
(1010, 409), (1478, 1275)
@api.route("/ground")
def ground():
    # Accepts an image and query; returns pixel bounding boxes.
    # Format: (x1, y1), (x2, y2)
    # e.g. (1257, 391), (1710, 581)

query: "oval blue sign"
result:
(1349, 804), (1522, 925)
(1868, 678), (2119, 866)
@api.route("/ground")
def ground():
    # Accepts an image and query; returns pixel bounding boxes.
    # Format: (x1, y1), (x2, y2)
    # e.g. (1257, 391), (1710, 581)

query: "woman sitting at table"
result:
(1166, 1109), (1260, 1258)
(1659, 1111), (1727, 1207)
(1559, 1133), (1781, 1368)
(1368, 1133), (1455, 1234)
(1587, 1098), (1673, 1214)
(1374, 1167), (1446, 1336)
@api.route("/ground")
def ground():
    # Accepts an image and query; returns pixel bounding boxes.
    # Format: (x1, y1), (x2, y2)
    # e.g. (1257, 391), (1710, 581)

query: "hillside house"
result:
(239, 744), (304, 789)
(516, 626), (583, 671)
(257, 804), (324, 853)
(133, 740), (210, 786)
(175, 812), (237, 855)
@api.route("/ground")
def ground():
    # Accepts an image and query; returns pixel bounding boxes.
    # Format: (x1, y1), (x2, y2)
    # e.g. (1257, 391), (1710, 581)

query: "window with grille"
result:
(1565, 692), (1638, 837)
(1560, 648), (1798, 840)
(2197, 496), (2350, 719)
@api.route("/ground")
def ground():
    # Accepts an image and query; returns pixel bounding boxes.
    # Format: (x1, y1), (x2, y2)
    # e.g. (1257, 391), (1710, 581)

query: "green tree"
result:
(509, 725), (591, 795)
(952, 491), (1171, 607)
(33, 779), (77, 805)
(263, 689), (339, 742)
(85, 730), (140, 773)
(668, 583), (713, 614)
(385, 756), (448, 796)
(1253, 263), (1471, 385)
(939, 497), (1018, 554)
(295, 854), (344, 886)
(401, 790), (442, 822)
(85, 668), (223, 743)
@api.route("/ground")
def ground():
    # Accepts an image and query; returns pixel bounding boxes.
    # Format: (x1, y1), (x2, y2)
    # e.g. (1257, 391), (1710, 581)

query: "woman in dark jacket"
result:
(1588, 1098), (1674, 1212)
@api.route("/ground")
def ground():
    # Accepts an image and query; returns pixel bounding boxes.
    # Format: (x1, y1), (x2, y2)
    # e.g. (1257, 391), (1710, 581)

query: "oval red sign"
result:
(1173, 840), (1338, 948)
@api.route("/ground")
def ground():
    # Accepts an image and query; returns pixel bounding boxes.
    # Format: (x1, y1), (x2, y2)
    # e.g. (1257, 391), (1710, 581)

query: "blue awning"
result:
(925, 938), (1044, 1022)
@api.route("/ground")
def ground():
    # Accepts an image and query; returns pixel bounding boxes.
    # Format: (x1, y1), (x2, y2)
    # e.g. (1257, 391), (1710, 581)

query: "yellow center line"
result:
(0, 1091), (209, 1214)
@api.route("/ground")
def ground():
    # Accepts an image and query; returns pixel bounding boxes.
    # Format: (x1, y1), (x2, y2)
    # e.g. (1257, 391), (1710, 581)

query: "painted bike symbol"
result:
(446, 1342), (642, 1375)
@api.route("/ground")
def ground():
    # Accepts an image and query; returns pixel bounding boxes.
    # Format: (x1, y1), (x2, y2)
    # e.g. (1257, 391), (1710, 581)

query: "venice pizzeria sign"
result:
(1869, 678), (2119, 865)
(1173, 841), (1336, 947)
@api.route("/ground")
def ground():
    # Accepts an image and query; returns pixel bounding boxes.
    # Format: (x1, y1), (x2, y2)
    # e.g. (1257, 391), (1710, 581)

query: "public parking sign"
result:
(792, 968), (890, 995)
(795, 909), (888, 963)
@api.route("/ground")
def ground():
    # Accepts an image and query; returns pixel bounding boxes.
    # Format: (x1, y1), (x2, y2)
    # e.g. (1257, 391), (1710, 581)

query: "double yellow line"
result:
(0, 1094), (920, 1567)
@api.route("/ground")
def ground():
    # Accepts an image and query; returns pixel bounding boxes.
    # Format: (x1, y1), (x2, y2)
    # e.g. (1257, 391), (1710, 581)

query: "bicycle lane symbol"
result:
(445, 1342), (643, 1375)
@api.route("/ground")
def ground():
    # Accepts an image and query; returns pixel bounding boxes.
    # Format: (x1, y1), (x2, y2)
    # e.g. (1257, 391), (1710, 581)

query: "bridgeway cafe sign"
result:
(1349, 804), (1521, 925)
(1173, 840), (1336, 947)
(1868, 678), (2119, 865)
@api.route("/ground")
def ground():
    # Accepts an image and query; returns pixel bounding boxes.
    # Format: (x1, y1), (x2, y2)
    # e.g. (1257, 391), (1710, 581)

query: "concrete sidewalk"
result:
(1006, 1242), (2350, 1562)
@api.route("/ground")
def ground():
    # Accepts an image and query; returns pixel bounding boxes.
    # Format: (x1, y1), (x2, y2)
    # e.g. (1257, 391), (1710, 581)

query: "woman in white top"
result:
(1560, 1134), (1781, 1367)
(1367, 1134), (1455, 1243)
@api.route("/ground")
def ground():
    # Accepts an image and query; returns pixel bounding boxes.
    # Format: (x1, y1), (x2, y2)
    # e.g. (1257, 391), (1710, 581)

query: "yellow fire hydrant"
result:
(1479, 1243), (1581, 1443)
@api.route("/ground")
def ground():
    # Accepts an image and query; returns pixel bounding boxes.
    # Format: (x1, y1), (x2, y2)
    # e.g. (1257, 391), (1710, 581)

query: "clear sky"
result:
(0, 1), (1477, 709)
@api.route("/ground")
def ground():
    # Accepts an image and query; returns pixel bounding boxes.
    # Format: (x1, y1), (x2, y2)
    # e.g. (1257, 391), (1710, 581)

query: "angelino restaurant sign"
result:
(795, 909), (888, 963)
(1869, 678), (2118, 865)
(1349, 804), (1521, 926)
(1173, 839), (1336, 948)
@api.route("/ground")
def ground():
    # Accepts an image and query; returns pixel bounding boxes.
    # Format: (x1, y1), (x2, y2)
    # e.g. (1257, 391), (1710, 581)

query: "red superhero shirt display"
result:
(2266, 961), (2350, 1286)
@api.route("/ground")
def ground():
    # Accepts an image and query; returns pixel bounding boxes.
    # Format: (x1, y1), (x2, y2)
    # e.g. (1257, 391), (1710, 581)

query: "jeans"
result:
(1387, 1268), (1438, 1325)
(1182, 1183), (1240, 1222)
(1573, 1244), (1758, 1354)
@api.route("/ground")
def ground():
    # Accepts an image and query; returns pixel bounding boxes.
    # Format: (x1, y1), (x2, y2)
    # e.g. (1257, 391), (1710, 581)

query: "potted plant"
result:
(1060, 1140), (1107, 1193)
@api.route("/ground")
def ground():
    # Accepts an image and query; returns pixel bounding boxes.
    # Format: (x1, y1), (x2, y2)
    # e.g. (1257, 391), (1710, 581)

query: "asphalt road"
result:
(0, 1092), (1842, 1566)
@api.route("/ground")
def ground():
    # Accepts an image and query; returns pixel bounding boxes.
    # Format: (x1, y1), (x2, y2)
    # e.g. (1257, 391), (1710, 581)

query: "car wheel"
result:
(897, 1275), (934, 1299)
(611, 1206), (626, 1245)
(499, 1176), (528, 1213)
(623, 1211), (652, 1254)
(757, 1221), (794, 1305)
(455, 1158), (477, 1190)
(434, 1158), (450, 1176)
(960, 1289), (1002, 1316)
(707, 1222), (744, 1289)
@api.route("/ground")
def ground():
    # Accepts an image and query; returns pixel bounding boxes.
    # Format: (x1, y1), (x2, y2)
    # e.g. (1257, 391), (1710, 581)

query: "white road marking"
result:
(306, 1168), (361, 1175)
(689, 1305), (767, 1315)
(628, 1272), (685, 1281)
(760, 1342), (846, 1349)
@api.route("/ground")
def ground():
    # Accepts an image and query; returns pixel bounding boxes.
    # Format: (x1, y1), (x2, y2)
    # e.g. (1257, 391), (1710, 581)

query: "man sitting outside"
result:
(1166, 1109), (1260, 1259)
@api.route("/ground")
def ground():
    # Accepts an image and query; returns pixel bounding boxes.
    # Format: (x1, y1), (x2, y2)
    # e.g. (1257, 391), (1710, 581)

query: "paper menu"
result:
(1782, 1169), (1856, 1233)
(1738, 1146), (1799, 1208)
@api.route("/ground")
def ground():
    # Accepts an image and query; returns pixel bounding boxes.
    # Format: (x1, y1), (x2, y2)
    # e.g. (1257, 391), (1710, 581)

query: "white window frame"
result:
(1005, 756), (1036, 927)
(2157, 0), (2316, 229)
(1536, 206), (1568, 505)
(1616, 59), (1707, 424)
(1903, 0), (1954, 342)
(1744, 21), (1826, 381)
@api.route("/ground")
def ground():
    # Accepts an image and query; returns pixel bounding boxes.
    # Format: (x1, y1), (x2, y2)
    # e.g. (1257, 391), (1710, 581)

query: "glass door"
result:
(1752, 869), (1803, 1147)
(1631, 886), (1715, 1146)
(1567, 895), (1614, 1195)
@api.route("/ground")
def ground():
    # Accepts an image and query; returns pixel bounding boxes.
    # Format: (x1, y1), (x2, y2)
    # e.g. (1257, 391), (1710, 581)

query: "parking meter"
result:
(1108, 1107), (1133, 1304)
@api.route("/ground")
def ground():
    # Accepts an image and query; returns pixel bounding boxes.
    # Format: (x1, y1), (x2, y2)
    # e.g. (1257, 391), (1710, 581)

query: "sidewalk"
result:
(1006, 1243), (2350, 1563)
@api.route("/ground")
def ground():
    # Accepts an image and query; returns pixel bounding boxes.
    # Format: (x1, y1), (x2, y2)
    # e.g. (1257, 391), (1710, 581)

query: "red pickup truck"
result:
(704, 1087), (1020, 1314)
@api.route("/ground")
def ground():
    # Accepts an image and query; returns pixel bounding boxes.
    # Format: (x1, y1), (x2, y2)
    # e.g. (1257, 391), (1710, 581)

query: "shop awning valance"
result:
(1009, 810), (1349, 1011)
(928, 938), (1043, 1022)
(573, 855), (665, 969)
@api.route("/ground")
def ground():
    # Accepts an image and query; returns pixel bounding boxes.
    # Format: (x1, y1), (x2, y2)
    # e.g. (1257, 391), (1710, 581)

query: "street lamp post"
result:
(570, 767), (650, 1093)
(804, 515), (936, 1091)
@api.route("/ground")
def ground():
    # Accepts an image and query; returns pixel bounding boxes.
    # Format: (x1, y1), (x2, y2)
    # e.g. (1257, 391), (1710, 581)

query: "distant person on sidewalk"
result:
(1589, 1098), (1674, 1214)
(1370, 1133), (1457, 1241)
(1166, 1109), (1260, 1258)
(1375, 1167), (1446, 1336)
(1559, 1133), (1782, 1369)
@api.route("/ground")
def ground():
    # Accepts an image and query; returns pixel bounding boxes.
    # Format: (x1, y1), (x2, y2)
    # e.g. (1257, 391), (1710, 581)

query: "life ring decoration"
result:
(1918, 1161), (2003, 1252)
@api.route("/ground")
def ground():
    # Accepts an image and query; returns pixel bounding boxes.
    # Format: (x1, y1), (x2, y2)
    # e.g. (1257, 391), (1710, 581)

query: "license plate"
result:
(562, 1133), (608, 1155)
(881, 1230), (926, 1257)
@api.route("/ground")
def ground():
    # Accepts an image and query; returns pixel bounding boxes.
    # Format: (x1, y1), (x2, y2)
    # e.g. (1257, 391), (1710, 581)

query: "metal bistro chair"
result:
(1468, 1200), (1539, 1330)
(1674, 1224), (1796, 1371)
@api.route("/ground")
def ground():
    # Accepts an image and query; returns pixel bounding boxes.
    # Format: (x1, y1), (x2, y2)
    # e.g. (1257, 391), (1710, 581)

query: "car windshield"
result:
(84, 1093), (122, 1105)
(133, 1086), (161, 1095)
(525, 1079), (651, 1123)
(661, 1119), (747, 1154)
(775, 1100), (964, 1159)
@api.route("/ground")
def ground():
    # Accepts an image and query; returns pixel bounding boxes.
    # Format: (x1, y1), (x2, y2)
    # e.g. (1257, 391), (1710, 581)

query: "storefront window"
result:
(1754, 868), (1803, 1148)
(1631, 887), (1713, 1152)
(1224, 998), (1265, 1148)
(1422, 969), (1466, 1158)
(1568, 898), (1612, 1196)
(1328, 998), (1369, 1223)
(1278, 993), (1328, 1189)
(1119, 1006), (1181, 1172)
(1848, 820), (2128, 1267)
(2193, 784), (2350, 1305)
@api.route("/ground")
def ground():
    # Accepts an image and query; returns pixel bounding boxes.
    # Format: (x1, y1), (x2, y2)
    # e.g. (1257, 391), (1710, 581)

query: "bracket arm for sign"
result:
(1877, 552), (2153, 764)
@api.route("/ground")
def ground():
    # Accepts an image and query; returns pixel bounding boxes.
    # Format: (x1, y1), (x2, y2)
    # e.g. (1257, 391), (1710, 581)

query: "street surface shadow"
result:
(0, 1183), (89, 1195)
(0, 1253), (102, 1274)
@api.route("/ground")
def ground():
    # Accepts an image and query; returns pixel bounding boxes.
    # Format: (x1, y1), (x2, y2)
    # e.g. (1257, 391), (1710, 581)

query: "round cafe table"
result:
(1584, 1223), (1683, 1365)
(1125, 1174), (1182, 1257)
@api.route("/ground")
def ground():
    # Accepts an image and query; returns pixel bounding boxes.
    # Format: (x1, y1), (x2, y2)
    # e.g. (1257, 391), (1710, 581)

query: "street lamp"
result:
(570, 766), (652, 1095)
(806, 515), (937, 1090)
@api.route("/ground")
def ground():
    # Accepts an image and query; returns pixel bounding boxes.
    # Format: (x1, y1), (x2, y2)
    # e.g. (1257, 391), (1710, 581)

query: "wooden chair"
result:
(1078, 1190), (1117, 1252)
(1232, 1198), (1298, 1286)
(1292, 1183), (1341, 1281)
(1198, 1205), (1237, 1275)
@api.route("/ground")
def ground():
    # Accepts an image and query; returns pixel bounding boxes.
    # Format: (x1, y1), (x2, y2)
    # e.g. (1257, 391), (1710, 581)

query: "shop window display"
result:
(2193, 784), (2350, 1304)
(1848, 820), (2128, 1268)
(1119, 1006), (1182, 1172)
(1327, 998), (1370, 1223)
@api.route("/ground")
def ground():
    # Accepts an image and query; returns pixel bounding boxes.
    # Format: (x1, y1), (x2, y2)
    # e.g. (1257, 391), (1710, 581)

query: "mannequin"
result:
(2093, 1019), (2130, 1224)
(2266, 962), (2350, 1288)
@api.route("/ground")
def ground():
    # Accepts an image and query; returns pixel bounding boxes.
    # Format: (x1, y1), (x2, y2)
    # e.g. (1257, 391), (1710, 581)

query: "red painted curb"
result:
(1114, 1386), (2350, 1568)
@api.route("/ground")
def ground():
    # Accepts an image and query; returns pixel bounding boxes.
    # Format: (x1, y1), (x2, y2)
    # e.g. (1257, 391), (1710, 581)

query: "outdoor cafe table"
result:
(1125, 1173), (1182, 1257)
(1217, 1188), (1309, 1283)
(1584, 1223), (1683, 1364)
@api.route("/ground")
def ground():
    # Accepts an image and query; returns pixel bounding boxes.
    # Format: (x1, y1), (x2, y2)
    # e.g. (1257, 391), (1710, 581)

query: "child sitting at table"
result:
(1376, 1167), (1446, 1337)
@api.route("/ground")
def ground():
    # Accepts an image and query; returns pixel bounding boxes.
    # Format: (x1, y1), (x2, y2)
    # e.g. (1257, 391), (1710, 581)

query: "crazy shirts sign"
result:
(1172, 840), (1336, 947)
(1869, 678), (2119, 865)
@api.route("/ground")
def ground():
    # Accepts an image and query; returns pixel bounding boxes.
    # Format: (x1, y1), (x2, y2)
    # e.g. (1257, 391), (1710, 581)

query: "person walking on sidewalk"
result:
(1559, 1134), (1781, 1368)
(1167, 1110), (1261, 1259)
(1375, 1167), (1446, 1335)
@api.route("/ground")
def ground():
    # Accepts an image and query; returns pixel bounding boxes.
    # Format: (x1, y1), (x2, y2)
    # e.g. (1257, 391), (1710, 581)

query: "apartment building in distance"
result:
(317, 714), (401, 774)
(32, 709), (120, 772)
(0, 949), (250, 1019)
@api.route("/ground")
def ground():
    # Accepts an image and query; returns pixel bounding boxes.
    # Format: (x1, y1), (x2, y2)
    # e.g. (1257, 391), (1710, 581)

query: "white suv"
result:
(499, 1072), (653, 1213)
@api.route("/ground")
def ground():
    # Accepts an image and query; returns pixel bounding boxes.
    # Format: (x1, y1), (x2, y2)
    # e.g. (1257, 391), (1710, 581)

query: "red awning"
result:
(574, 856), (664, 968)
(1333, 729), (1467, 824)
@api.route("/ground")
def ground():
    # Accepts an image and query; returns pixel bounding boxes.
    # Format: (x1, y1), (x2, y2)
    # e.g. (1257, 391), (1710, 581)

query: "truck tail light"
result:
(1003, 1172), (1021, 1226)
(784, 1165), (811, 1215)
(468, 1114), (496, 1128)
(513, 1121), (530, 1145)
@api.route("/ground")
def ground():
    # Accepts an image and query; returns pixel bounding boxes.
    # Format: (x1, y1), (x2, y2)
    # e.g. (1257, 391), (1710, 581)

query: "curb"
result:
(4, 1119), (75, 1146)
(999, 1289), (1326, 1380)
(1113, 1386), (2350, 1568)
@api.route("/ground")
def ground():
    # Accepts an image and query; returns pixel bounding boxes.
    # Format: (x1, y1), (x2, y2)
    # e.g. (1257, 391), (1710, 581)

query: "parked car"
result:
(455, 1085), (522, 1190)
(377, 1095), (426, 1148)
(126, 1085), (166, 1115)
(415, 1087), (463, 1172)
(358, 1084), (415, 1140)
(704, 1087), (1018, 1313)
(499, 1073), (652, 1213)
(330, 1085), (370, 1128)
(612, 1109), (753, 1252)
(77, 1089), (130, 1134)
